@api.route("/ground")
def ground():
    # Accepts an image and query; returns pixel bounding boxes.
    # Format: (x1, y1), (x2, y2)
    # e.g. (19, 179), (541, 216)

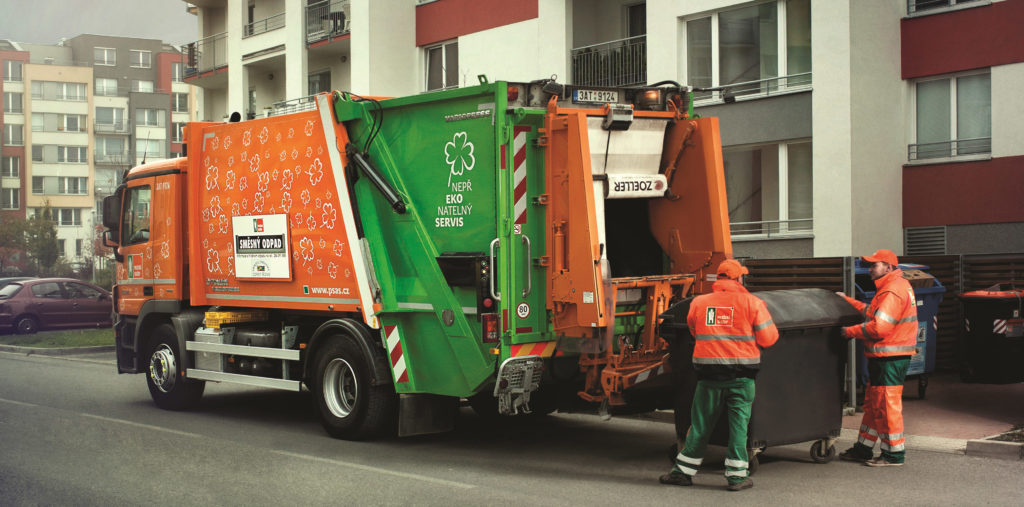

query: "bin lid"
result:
(660, 288), (863, 333)
(959, 283), (1024, 300)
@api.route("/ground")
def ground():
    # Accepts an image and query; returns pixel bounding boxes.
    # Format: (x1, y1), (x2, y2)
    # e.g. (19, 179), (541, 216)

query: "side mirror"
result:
(105, 231), (124, 263)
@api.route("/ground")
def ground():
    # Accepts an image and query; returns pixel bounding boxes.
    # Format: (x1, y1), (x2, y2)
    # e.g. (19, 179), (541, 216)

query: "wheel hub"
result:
(150, 344), (177, 393)
(323, 358), (358, 418)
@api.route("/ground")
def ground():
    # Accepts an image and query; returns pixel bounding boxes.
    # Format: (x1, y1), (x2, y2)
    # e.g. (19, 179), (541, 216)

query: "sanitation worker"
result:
(660, 259), (778, 492)
(837, 249), (917, 467)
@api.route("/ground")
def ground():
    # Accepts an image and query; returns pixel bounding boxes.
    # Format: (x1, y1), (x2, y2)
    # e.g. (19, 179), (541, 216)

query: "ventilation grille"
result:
(905, 226), (947, 255)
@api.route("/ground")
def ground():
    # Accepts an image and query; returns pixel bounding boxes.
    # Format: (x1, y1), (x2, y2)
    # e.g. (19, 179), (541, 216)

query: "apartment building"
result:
(0, 36), (201, 270)
(180, 0), (1024, 258)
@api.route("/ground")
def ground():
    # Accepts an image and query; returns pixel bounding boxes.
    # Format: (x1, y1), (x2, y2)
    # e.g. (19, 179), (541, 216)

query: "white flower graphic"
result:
(249, 153), (261, 173)
(253, 193), (265, 213)
(240, 177), (248, 192)
(231, 202), (241, 216)
(288, 128), (295, 139)
(275, 132), (282, 142)
(315, 198), (322, 209)
(208, 223), (214, 233)
(206, 249), (221, 273)
(280, 192), (293, 213)
(218, 215), (229, 234)
(294, 212), (303, 226)
(202, 238), (209, 249)
(209, 196), (222, 217)
(210, 137), (219, 150)
(242, 130), (252, 147)
(304, 120), (315, 137)
(241, 198), (248, 212)
(318, 238), (326, 249)
(258, 127), (269, 144)
(282, 169), (294, 190)
(328, 262), (338, 279)
(154, 264), (162, 279)
(306, 215), (317, 231)
(333, 240), (345, 257)
(224, 169), (236, 190)
(227, 256), (234, 276)
(325, 190), (333, 200)
(241, 152), (247, 162)
(445, 131), (476, 186)
(321, 203), (337, 229)
(202, 208), (211, 222)
(279, 150), (287, 162)
(345, 268), (351, 279)
(301, 189), (311, 205)
(206, 166), (219, 190)
(291, 149), (299, 160)
(227, 155), (235, 167)
(204, 156), (211, 168)
(305, 147), (313, 158)
(258, 172), (270, 193)
(300, 237), (315, 266)
(316, 259), (323, 270)
(160, 242), (170, 259)
(223, 136), (232, 149)
(272, 169), (279, 181)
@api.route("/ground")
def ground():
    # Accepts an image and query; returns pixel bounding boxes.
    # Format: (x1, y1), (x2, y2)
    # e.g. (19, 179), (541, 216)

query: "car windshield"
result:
(0, 283), (23, 299)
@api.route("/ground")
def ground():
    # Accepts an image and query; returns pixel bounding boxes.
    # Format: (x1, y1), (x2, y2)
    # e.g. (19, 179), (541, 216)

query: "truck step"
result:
(186, 369), (302, 391)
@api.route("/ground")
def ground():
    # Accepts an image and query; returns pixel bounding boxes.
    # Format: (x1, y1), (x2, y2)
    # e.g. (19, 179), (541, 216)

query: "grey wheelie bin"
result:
(660, 288), (863, 470)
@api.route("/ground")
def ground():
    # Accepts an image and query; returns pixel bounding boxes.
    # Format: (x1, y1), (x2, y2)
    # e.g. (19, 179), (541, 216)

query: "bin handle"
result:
(489, 238), (501, 301)
(521, 234), (532, 298)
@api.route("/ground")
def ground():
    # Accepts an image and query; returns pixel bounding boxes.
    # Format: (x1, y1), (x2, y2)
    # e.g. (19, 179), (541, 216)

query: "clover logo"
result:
(445, 132), (475, 186)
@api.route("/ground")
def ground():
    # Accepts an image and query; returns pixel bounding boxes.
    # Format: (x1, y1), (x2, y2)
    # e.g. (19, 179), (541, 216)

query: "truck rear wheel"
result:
(312, 337), (396, 440)
(146, 323), (204, 410)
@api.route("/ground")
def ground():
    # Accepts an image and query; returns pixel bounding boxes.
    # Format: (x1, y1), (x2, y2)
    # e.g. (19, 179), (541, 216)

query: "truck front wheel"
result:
(312, 337), (396, 440)
(146, 323), (204, 410)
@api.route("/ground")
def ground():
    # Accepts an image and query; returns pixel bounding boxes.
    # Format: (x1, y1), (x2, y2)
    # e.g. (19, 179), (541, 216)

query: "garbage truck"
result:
(101, 77), (788, 439)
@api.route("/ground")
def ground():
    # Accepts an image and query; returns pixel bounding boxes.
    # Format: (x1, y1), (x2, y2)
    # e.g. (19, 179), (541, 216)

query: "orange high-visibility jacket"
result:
(686, 279), (779, 371)
(842, 269), (918, 357)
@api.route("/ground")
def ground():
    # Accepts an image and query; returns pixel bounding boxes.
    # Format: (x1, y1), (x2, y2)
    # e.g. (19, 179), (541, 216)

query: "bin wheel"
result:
(748, 453), (759, 475)
(810, 440), (836, 463)
(666, 442), (679, 464)
(918, 376), (929, 399)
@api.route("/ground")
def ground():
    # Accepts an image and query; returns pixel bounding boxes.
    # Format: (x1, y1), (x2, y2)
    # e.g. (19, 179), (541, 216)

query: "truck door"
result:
(116, 181), (153, 315)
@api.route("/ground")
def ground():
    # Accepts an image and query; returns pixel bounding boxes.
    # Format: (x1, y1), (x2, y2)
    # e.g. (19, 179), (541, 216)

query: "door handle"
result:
(489, 238), (501, 301)
(521, 234), (532, 298)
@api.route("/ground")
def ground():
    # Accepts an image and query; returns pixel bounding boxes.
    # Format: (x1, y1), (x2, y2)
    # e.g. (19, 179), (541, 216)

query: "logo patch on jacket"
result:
(705, 307), (734, 326)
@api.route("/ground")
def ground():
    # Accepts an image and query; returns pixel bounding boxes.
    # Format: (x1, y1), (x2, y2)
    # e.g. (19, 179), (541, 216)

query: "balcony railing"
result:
(94, 153), (130, 165)
(908, 137), (991, 161)
(730, 218), (814, 237)
(907, 0), (986, 15)
(245, 12), (286, 38)
(269, 94), (319, 117)
(307, 0), (350, 45)
(571, 35), (646, 87)
(94, 121), (129, 134)
(693, 73), (812, 102)
(182, 32), (229, 78)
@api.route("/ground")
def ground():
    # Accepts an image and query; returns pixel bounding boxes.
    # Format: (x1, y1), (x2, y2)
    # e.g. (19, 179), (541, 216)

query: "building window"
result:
(59, 176), (88, 195)
(96, 137), (125, 159)
(135, 108), (164, 127)
(1, 156), (19, 177)
(96, 107), (125, 130)
(136, 139), (163, 159)
(132, 80), (155, 93)
(58, 83), (86, 101)
(3, 124), (23, 145)
(56, 240), (66, 257)
(172, 122), (186, 143)
(57, 208), (82, 226)
(130, 50), (152, 68)
(32, 176), (44, 194)
(94, 47), (116, 66)
(724, 140), (812, 236)
(32, 115), (44, 132)
(96, 77), (119, 96)
(3, 91), (22, 113)
(308, 70), (331, 95)
(911, 71), (991, 160)
(32, 146), (43, 162)
(31, 81), (42, 99)
(1, 188), (18, 210)
(57, 146), (88, 163)
(627, 3), (646, 37)
(172, 93), (189, 113)
(172, 62), (183, 82)
(75, 239), (83, 257)
(3, 60), (23, 81)
(908, 0), (986, 15)
(685, 0), (811, 101)
(425, 40), (458, 91)
(61, 114), (86, 132)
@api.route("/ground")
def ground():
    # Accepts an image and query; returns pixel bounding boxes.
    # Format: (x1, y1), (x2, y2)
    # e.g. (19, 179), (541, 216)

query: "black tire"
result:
(15, 315), (39, 335)
(918, 376), (928, 399)
(748, 453), (760, 475)
(810, 440), (836, 463)
(146, 323), (204, 410)
(312, 337), (397, 440)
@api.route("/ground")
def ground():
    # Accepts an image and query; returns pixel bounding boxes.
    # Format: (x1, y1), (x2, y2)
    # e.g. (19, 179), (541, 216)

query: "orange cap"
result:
(717, 259), (749, 280)
(862, 249), (898, 267)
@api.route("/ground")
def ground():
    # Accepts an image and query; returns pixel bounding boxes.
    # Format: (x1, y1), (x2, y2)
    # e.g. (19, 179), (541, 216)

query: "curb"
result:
(965, 436), (1024, 461)
(0, 345), (115, 356)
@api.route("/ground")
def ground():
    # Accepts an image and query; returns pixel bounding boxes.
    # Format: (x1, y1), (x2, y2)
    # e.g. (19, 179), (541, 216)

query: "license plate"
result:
(573, 89), (618, 104)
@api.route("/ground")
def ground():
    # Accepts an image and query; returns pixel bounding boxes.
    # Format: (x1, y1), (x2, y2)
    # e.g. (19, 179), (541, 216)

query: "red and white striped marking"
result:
(385, 324), (408, 383)
(512, 127), (530, 230)
(994, 319), (1008, 334)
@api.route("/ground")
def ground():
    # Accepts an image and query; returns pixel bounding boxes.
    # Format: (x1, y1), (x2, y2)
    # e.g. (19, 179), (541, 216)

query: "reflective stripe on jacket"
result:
(687, 279), (779, 368)
(842, 269), (918, 357)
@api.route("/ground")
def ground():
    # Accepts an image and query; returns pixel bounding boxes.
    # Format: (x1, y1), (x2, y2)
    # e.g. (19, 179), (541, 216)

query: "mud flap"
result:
(397, 393), (459, 437)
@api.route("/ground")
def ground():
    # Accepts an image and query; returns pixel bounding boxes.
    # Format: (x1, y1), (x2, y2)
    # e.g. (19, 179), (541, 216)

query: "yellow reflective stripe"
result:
(695, 334), (756, 342)
(753, 320), (774, 332)
(866, 345), (917, 353)
(693, 356), (761, 365)
(876, 311), (899, 324)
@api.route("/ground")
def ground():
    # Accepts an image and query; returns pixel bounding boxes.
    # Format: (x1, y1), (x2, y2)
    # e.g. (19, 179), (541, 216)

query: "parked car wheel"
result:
(146, 323), (204, 410)
(15, 316), (39, 335)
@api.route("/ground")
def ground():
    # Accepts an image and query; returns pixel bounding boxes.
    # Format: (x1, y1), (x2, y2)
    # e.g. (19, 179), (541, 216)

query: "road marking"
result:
(79, 413), (203, 438)
(270, 449), (476, 489)
(0, 397), (40, 408)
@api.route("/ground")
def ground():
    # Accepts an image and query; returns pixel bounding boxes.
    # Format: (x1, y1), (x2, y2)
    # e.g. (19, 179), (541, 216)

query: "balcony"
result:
(907, 0), (988, 16)
(268, 94), (318, 117)
(908, 137), (991, 161)
(730, 218), (813, 238)
(94, 121), (129, 134)
(94, 153), (130, 165)
(692, 73), (813, 103)
(307, 0), (350, 46)
(244, 12), (286, 38)
(182, 32), (228, 80)
(571, 35), (646, 87)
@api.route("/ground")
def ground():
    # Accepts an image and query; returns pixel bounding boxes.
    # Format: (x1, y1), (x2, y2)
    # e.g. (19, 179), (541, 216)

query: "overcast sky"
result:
(0, 0), (198, 47)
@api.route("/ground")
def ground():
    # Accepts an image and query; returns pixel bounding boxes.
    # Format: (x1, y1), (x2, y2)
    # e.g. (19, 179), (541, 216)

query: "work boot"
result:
(727, 479), (754, 491)
(865, 456), (903, 467)
(659, 472), (693, 487)
(839, 446), (872, 463)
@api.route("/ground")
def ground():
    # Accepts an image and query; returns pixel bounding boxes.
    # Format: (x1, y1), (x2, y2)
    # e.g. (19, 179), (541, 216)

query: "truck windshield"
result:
(121, 186), (152, 245)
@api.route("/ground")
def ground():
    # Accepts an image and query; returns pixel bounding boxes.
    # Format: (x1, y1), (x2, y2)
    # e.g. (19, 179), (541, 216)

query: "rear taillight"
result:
(507, 85), (520, 102)
(482, 313), (499, 343)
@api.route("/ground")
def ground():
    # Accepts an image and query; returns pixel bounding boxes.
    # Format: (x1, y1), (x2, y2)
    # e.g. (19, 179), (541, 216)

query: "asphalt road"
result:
(1, 350), (1022, 506)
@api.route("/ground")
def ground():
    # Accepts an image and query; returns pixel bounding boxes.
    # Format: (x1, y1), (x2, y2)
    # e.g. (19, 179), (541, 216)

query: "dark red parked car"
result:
(0, 278), (113, 334)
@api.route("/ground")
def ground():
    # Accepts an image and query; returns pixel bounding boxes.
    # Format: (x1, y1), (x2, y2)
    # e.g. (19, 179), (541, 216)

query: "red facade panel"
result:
(416, 0), (538, 47)
(902, 1), (1024, 79)
(156, 51), (180, 96)
(903, 156), (1024, 227)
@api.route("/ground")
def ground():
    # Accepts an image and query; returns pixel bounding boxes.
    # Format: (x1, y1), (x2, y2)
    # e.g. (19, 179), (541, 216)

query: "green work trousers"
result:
(673, 378), (755, 484)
